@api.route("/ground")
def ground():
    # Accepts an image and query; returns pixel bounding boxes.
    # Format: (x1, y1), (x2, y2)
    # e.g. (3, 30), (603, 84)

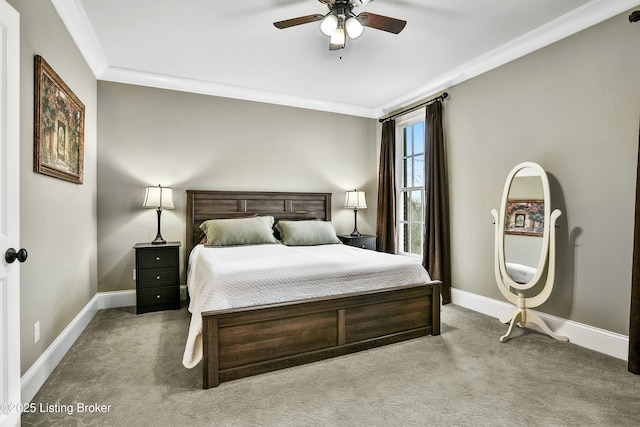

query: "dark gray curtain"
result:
(423, 100), (452, 304)
(629, 120), (640, 374)
(376, 119), (397, 254)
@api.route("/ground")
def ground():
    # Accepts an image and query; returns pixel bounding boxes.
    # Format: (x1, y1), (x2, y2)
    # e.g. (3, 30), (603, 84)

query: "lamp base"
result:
(151, 208), (166, 244)
(350, 208), (361, 237)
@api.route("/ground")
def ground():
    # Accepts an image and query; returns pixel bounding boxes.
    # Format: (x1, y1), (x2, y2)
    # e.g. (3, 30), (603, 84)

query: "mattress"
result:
(183, 243), (434, 368)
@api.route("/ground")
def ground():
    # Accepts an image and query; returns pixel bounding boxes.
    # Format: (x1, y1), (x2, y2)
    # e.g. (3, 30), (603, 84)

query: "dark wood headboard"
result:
(186, 190), (332, 255)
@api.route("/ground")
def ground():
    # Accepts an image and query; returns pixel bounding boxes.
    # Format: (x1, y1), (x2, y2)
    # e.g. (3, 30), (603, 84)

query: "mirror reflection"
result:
(504, 167), (544, 284)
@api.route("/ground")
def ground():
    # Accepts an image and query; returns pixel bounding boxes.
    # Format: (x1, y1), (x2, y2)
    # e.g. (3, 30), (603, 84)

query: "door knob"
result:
(5, 248), (28, 264)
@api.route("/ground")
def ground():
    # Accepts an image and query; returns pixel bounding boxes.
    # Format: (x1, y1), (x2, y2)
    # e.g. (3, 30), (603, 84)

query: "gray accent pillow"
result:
(276, 220), (341, 246)
(200, 216), (278, 247)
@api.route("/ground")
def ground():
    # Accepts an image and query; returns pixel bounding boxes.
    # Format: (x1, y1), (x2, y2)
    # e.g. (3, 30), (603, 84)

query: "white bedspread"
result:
(506, 262), (537, 284)
(183, 243), (433, 368)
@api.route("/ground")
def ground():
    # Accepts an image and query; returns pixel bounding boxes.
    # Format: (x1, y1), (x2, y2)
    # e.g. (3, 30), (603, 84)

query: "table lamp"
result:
(142, 184), (174, 244)
(344, 190), (367, 236)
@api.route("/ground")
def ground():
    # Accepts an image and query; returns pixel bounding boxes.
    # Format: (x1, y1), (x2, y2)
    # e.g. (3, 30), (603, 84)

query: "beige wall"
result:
(10, 0), (98, 374)
(446, 10), (640, 335)
(96, 83), (378, 291)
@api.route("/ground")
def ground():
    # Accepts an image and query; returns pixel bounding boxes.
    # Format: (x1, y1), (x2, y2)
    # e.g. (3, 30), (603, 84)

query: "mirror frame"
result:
(497, 162), (551, 290)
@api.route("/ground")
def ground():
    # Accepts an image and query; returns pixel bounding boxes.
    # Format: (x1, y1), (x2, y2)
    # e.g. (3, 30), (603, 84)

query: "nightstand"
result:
(134, 242), (181, 314)
(338, 234), (377, 251)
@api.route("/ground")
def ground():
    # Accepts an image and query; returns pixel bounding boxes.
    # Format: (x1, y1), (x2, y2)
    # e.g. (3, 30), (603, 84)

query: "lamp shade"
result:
(142, 185), (175, 209)
(345, 16), (363, 39)
(345, 191), (367, 209)
(320, 14), (338, 36)
(330, 26), (346, 46)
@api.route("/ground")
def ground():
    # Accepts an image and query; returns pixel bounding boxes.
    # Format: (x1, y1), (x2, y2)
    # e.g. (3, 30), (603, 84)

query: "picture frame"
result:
(505, 199), (544, 236)
(34, 55), (85, 184)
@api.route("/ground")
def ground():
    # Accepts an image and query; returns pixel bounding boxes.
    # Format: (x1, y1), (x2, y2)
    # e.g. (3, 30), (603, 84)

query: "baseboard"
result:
(97, 289), (137, 309)
(450, 287), (629, 361)
(21, 290), (137, 403)
(99, 286), (186, 307)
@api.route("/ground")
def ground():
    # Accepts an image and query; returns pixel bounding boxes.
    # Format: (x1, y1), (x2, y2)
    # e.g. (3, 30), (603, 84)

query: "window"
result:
(396, 111), (425, 257)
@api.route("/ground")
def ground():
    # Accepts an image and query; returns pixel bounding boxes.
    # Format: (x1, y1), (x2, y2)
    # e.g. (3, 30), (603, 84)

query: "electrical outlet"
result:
(133, 268), (136, 280)
(34, 321), (40, 344)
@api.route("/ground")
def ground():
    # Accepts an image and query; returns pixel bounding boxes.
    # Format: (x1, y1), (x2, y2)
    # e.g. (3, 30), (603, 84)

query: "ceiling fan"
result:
(274, 0), (406, 50)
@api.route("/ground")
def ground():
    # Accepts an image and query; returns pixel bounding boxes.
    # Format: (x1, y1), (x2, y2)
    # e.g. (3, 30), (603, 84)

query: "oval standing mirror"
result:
(498, 163), (550, 290)
(491, 162), (567, 343)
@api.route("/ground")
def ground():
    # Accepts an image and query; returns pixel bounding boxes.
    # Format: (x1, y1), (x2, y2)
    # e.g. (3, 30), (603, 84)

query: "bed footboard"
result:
(201, 282), (441, 388)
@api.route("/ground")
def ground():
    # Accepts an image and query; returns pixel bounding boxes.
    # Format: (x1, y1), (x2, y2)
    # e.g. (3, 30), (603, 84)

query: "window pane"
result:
(413, 122), (424, 155)
(403, 223), (410, 253)
(410, 190), (422, 222)
(404, 127), (412, 156)
(414, 154), (424, 187)
(410, 223), (423, 255)
(404, 158), (412, 187)
(402, 192), (410, 221)
(402, 158), (407, 187)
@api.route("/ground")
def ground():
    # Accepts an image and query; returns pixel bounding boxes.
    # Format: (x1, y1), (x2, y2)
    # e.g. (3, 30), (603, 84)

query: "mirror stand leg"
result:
(499, 307), (520, 324)
(521, 311), (569, 342)
(500, 309), (524, 343)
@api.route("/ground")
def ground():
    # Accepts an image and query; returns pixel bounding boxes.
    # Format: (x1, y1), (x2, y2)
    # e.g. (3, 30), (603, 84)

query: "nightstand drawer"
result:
(137, 267), (177, 288)
(137, 286), (179, 307)
(338, 235), (377, 251)
(137, 248), (178, 269)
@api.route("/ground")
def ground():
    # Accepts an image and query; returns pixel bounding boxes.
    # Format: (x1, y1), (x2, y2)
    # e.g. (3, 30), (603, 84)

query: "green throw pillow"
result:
(276, 220), (341, 246)
(200, 216), (278, 247)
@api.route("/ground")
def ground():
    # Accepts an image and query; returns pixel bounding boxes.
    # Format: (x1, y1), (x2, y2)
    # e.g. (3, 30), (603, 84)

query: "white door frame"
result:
(0, 1), (21, 426)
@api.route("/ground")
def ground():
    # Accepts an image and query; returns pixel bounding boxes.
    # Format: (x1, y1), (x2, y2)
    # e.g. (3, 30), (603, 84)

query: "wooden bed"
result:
(186, 190), (441, 389)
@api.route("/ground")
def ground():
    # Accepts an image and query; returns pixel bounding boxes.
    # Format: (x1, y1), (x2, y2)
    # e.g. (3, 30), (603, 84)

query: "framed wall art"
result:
(505, 199), (544, 236)
(34, 55), (85, 184)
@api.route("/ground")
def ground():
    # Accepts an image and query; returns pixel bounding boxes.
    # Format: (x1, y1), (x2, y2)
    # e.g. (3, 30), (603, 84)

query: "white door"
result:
(0, 1), (21, 426)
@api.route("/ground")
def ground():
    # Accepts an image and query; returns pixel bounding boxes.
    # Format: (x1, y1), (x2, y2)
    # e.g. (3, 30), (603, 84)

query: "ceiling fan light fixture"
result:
(330, 26), (346, 46)
(274, 0), (405, 50)
(345, 16), (363, 39)
(320, 14), (338, 36)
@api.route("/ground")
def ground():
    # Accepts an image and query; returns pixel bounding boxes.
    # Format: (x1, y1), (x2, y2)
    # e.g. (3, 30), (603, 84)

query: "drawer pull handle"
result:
(155, 256), (161, 261)
(156, 276), (161, 280)
(156, 294), (161, 299)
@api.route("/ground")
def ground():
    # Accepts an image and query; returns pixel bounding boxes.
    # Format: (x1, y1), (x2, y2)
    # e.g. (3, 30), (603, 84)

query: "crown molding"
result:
(53, 0), (640, 119)
(375, 0), (640, 117)
(51, 0), (109, 77)
(99, 66), (378, 118)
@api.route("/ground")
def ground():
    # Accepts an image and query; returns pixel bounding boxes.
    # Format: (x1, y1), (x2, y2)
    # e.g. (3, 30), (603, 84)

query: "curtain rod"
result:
(378, 92), (448, 123)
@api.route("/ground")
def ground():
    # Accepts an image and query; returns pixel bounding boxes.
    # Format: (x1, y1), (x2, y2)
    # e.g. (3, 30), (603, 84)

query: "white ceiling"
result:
(52, 0), (640, 118)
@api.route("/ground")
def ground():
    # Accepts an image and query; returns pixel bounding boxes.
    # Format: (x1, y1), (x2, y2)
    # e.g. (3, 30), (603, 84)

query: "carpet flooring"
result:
(21, 303), (640, 426)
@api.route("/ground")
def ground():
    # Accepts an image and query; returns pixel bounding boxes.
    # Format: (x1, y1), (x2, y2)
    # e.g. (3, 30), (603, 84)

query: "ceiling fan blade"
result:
(274, 14), (324, 29)
(357, 12), (406, 34)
